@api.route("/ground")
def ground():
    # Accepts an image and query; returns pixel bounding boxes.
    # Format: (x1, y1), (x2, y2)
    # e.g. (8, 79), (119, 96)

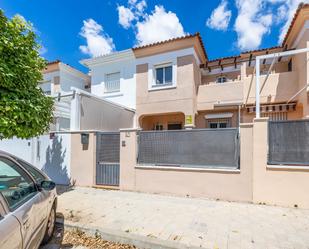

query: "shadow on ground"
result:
(40, 213), (74, 249)
(56, 185), (75, 196)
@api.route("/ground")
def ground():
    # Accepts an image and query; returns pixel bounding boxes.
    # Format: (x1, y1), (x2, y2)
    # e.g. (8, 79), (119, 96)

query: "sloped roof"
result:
(133, 32), (208, 61)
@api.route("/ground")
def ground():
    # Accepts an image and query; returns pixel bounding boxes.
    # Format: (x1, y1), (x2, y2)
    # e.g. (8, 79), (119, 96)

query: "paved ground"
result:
(56, 187), (309, 249)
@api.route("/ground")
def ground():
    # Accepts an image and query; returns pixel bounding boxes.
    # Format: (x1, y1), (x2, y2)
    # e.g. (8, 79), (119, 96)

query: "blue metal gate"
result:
(96, 132), (120, 186)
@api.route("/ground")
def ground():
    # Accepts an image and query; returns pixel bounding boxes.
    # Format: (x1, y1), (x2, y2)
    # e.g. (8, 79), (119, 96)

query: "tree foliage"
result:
(0, 10), (53, 139)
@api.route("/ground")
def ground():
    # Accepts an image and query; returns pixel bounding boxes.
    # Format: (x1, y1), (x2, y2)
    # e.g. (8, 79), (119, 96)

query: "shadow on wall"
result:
(42, 137), (70, 185)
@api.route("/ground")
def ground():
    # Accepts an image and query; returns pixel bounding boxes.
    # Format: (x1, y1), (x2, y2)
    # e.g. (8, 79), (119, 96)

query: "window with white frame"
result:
(216, 76), (227, 83)
(207, 118), (231, 128)
(105, 72), (120, 93)
(154, 123), (163, 130)
(155, 64), (173, 86)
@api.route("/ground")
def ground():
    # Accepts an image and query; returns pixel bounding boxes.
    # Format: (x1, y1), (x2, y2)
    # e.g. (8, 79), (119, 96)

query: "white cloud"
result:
(117, 6), (135, 29)
(117, 1), (186, 46)
(135, 0), (147, 15)
(234, 0), (273, 51)
(79, 18), (115, 57)
(135, 5), (186, 45)
(206, 0), (232, 31)
(117, 0), (147, 29)
(277, 0), (308, 44)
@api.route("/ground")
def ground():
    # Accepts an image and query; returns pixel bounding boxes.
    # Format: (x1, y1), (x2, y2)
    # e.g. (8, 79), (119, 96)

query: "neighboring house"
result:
(80, 49), (136, 109)
(81, 4), (308, 131)
(40, 60), (90, 95)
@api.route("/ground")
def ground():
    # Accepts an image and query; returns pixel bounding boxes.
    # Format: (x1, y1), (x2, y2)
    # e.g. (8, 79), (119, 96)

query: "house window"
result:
(167, 123), (182, 130)
(154, 124), (163, 130)
(207, 118), (231, 128)
(105, 72), (120, 93)
(155, 65), (173, 86)
(216, 76), (227, 83)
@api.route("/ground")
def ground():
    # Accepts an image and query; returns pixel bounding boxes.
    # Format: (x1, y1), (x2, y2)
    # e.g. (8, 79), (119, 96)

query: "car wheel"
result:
(41, 203), (56, 245)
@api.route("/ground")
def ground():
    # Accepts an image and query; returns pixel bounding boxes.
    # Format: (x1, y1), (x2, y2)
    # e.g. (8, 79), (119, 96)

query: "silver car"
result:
(0, 151), (57, 249)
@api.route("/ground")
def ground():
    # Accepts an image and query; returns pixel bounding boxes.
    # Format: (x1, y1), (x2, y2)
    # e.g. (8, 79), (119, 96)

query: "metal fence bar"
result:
(137, 128), (239, 168)
(268, 119), (309, 165)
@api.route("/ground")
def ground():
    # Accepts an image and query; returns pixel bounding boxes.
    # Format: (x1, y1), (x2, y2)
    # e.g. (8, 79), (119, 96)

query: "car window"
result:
(16, 159), (46, 184)
(0, 157), (38, 210)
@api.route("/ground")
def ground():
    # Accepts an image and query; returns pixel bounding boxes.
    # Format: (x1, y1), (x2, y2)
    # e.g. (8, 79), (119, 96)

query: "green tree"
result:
(0, 10), (53, 139)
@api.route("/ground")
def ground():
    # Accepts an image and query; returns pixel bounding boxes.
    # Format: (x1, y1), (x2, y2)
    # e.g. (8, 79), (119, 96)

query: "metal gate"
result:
(96, 132), (120, 186)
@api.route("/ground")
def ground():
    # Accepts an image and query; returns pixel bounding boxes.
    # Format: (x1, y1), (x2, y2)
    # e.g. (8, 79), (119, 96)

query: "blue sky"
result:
(0, 0), (304, 72)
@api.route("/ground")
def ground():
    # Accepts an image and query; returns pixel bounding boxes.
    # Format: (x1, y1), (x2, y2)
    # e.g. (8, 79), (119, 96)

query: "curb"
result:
(56, 220), (205, 249)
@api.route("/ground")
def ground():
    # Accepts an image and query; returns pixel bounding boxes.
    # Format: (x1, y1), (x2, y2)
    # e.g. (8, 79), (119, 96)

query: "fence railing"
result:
(104, 80), (120, 93)
(268, 119), (309, 165)
(137, 128), (239, 169)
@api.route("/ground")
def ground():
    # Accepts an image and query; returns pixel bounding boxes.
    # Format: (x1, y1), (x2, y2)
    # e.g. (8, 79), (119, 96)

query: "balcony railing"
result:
(104, 79), (120, 93)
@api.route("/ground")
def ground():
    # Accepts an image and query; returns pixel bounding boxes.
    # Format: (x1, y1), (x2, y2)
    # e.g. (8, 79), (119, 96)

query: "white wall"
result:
(59, 68), (86, 93)
(41, 71), (59, 95)
(40, 64), (88, 95)
(0, 134), (71, 185)
(90, 57), (136, 109)
(0, 138), (34, 163)
(34, 134), (71, 185)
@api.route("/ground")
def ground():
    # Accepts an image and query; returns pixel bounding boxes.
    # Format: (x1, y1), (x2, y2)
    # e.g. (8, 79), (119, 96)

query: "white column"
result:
(70, 91), (81, 131)
(255, 58), (260, 118)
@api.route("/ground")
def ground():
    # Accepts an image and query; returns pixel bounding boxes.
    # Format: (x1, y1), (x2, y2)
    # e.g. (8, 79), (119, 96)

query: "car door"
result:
(16, 158), (53, 245)
(0, 156), (44, 249)
(0, 194), (22, 249)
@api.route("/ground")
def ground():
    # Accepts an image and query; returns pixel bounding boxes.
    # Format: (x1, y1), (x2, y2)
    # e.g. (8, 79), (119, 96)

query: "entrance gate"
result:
(96, 132), (120, 186)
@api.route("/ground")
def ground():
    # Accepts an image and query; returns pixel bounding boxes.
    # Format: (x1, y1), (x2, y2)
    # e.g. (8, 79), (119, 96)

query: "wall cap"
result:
(135, 165), (241, 173)
(119, 128), (142, 132)
(239, 123), (253, 128)
(267, 165), (309, 172)
(253, 117), (269, 122)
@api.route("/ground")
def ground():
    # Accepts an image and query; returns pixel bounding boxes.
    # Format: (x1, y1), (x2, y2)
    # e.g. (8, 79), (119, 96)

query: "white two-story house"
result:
(80, 49), (136, 109)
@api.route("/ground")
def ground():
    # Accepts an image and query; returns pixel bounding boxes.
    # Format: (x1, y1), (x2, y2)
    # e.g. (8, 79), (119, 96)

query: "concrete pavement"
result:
(56, 187), (309, 249)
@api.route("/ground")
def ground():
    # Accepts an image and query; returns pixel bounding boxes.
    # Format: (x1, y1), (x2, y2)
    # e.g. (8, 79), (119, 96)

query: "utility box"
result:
(81, 133), (89, 145)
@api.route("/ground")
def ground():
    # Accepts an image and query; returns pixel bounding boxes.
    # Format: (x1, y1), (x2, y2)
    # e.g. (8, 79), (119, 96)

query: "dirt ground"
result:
(41, 219), (138, 249)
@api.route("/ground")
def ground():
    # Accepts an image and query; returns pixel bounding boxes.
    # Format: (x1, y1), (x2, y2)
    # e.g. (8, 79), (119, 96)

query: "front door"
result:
(96, 132), (120, 186)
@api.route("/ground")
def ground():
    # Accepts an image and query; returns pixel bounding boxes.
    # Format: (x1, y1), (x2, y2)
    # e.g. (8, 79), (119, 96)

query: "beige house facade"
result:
(132, 4), (309, 131)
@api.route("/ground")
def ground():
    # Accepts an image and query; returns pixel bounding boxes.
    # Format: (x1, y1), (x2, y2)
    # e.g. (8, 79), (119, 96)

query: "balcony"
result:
(197, 80), (243, 111)
(243, 71), (298, 105)
(197, 71), (299, 111)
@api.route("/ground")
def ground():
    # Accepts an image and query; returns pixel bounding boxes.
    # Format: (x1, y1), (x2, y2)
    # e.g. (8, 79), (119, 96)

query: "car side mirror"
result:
(40, 180), (56, 191)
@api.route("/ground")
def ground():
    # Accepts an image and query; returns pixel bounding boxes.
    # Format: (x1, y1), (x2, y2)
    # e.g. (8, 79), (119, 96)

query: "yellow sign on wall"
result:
(185, 115), (193, 125)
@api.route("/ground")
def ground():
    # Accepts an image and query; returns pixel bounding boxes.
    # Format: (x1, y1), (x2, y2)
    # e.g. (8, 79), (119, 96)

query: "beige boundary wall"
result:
(252, 118), (309, 208)
(119, 125), (253, 202)
(119, 119), (309, 208)
(70, 132), (97, 187)
(67, 120), (309, 208)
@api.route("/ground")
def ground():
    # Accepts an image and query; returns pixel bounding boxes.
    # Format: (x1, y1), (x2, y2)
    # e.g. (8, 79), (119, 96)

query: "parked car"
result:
(0, 150), (57, 249)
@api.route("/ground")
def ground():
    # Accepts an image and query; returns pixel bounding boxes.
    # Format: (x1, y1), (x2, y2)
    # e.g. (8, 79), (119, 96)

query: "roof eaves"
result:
(133, 33), (208, 61)
(282, 3), (309, 46)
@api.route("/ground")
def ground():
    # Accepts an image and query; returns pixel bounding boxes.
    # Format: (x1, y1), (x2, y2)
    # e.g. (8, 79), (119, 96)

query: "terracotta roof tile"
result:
(46, 60), (61, 65)
(133, 32), (208, 60)
(282, 3), (309, 46)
